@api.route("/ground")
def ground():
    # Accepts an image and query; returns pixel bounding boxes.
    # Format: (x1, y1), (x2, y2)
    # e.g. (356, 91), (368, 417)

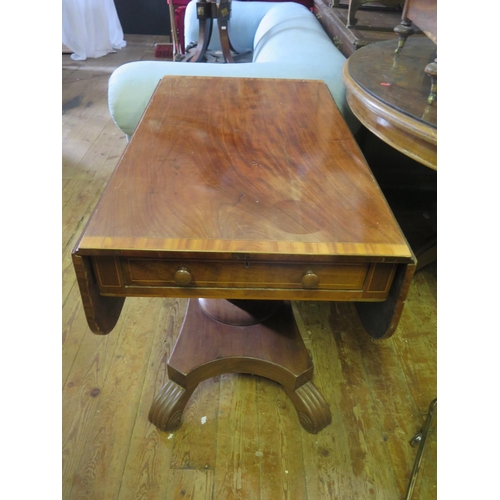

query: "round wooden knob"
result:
(174, 267), (192, 286)
(301, 271), (319, 288)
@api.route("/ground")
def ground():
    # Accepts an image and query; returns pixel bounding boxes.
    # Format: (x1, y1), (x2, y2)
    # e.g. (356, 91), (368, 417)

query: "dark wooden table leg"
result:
(149, 298), (332, 434)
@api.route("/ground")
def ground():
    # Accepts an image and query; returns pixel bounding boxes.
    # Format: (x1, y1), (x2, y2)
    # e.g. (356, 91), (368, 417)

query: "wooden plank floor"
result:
(62, 36), (437, 500)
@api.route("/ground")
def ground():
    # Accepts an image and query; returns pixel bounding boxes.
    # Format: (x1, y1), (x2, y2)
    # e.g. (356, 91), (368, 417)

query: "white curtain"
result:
(62, 0), (126, 61)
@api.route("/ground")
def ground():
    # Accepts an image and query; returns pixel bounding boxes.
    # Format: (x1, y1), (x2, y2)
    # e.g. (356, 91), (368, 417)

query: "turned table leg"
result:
(149, 298), (331, 434)
(394, 20), (418, 54)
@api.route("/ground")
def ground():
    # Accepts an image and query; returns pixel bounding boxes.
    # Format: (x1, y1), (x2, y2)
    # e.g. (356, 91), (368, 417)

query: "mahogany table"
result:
(72, 76), (415, 434)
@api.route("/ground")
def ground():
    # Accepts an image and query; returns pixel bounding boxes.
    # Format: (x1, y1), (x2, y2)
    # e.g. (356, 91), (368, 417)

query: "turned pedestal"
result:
(148, 298), (332, 434)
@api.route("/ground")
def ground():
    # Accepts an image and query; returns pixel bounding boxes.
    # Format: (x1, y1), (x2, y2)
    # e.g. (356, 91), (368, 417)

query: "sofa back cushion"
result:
(253, 3), (343, 65)
(238, 0), (314, 9)
(184, 0), (279, 53)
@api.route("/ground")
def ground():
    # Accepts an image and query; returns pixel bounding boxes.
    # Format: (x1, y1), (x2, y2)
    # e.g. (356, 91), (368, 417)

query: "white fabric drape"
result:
(62, 0), (126, 61)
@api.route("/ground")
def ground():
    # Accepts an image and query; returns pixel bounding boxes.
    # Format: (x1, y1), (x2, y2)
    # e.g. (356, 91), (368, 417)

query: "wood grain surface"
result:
(77, 76), (411, 260)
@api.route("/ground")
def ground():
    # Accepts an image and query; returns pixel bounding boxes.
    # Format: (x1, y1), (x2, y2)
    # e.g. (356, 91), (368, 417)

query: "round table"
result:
(342, 37), (437, 170)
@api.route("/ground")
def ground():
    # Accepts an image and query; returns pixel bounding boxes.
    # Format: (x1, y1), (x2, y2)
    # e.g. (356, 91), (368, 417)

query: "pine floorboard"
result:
(62, 36), (437, 500)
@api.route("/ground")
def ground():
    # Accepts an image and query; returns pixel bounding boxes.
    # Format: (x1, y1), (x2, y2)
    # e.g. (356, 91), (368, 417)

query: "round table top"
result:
(342, 37), (437, 169)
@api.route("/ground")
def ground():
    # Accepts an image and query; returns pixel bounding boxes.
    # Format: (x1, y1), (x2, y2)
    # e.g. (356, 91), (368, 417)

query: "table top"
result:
(342, 37), (437, 169)
(77, 76), (412, 262)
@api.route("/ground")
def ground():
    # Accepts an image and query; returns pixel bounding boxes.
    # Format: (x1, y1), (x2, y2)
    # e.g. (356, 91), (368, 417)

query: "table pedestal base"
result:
(148, 298), (332, 434)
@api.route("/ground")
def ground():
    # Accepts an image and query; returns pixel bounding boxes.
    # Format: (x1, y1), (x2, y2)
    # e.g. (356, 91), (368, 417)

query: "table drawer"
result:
(92, 256), (397, 299)
(122, 259), (368, 290)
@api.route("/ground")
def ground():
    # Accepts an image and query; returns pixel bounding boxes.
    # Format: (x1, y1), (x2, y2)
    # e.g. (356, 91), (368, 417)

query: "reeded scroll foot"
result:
(284, 381), (332, 434)
(148, 380), (194, 432)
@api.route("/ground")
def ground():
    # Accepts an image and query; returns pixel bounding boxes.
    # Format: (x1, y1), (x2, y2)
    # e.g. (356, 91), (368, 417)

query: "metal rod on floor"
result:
(404, 398), (437, 500)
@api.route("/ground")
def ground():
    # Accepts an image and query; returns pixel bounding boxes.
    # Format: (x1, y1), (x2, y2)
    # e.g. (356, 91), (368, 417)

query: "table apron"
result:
(91, 255), (397, 301)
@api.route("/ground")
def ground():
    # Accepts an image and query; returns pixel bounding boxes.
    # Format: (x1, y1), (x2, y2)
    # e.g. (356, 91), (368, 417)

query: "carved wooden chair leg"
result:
(184, 0), (214, 62)
(347, 0), (363, 27)
(217, 0), (234, 63)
